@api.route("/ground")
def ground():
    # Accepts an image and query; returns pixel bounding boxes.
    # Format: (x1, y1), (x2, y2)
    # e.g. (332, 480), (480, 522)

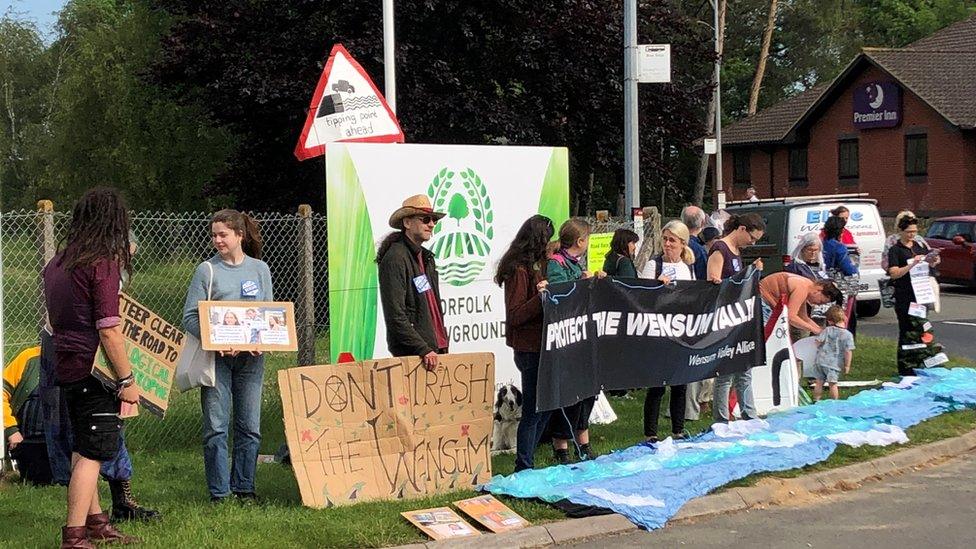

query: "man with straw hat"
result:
(376, 195), (450, 371)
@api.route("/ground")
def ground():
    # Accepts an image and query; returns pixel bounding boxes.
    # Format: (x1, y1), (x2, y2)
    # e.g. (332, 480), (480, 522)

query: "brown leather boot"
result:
(61, 526), (94, 549)
(85, 512), (141, 545)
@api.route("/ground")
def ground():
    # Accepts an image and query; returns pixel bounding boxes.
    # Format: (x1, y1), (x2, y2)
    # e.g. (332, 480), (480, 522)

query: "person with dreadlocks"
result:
(40, 230), (160, 521)
(182, 209), (273, 503)
(42, 187), (141, 548)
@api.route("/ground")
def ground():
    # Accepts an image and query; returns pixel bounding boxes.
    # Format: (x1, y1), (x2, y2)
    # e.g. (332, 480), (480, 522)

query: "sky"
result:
(1, 0), (68, 37)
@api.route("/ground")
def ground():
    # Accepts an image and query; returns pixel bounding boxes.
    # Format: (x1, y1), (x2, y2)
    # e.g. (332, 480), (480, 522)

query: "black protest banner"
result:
(538, 268), (765, 411)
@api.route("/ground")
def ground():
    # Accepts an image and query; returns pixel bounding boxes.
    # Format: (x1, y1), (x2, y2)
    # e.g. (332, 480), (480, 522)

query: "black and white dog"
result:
(491, 384), (522, 453)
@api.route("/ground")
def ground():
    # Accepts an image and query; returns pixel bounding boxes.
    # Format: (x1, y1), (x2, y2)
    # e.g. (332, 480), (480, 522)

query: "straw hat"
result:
(388, 194), (446, 229)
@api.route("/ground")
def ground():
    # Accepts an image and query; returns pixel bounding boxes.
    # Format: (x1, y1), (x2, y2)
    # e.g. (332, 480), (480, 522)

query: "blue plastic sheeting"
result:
(484, 368), (976, 530)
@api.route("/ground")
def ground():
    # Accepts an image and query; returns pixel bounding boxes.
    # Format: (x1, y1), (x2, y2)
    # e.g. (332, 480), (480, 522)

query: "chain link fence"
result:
(2, 206), (658, 453)
(1, 205), (329, 452)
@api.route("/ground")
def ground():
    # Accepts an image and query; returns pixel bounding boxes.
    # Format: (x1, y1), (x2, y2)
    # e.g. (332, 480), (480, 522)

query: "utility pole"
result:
(713, 0), (725, 209)
(383, 0), (397, 113)
(623, 0), (639, 212)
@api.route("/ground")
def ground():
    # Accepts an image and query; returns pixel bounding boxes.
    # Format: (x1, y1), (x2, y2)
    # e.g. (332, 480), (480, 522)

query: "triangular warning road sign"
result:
(294, 44), (404, 161)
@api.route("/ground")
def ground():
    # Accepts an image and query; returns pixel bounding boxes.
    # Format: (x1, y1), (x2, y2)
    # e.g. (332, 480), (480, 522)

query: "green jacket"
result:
(547, 249), (584, 284)
(602, 253), (638, 278)
(3, 346), (40, 439)
(377, 232), (446, 357)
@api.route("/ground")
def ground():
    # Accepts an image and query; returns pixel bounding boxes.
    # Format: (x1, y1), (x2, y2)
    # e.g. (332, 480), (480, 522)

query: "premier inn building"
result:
(717, 14), (976, 216)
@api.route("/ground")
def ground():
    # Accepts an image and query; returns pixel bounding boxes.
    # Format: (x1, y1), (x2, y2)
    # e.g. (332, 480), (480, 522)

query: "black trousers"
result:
(644, 385), (687, 437)
(895, 300), (917, 376)
(550, 396), (596, 441)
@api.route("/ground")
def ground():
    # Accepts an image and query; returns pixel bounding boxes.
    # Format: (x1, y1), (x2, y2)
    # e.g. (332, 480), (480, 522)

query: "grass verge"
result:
(1, 337), (974, 548)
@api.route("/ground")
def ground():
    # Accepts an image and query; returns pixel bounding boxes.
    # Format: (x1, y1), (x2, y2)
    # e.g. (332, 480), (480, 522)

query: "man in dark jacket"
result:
(377, 195), (450, 370)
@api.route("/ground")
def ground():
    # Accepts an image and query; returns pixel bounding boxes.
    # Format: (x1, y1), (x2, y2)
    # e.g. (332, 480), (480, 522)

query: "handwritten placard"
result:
(401, 507), (480, 540)
(279, 353), (494, 508)
(199, 300), (298, 352)
(92, 293), (184, 417)
(909, 262), (935, 305)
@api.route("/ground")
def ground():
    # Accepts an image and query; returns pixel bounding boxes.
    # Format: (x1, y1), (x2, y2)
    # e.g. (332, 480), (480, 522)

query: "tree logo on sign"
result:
(427, 168), (493, 286)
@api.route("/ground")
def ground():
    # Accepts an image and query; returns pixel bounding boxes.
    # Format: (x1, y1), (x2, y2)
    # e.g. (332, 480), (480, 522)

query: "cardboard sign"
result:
(92, 293), (184, 417)
(199, 301), (298, 352)
(454, 495), (529, 533)
(279, 353), (494, 508)
(401, 507), (480, 540)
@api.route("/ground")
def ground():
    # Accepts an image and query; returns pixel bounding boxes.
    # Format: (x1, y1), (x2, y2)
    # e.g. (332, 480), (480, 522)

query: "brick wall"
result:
(721, 65), (976, 216)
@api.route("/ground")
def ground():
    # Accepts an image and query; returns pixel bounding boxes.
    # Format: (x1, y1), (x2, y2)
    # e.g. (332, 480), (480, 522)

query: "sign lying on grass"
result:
(92, 293), (184, 417)
(279, 353), (494, 508)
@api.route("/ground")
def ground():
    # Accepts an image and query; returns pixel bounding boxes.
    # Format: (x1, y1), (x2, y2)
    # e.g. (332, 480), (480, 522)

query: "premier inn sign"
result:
(853, 81), (902, 129)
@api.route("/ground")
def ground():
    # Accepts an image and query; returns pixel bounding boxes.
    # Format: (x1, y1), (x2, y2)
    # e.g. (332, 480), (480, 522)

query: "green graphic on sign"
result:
(427, 168), (494, 286)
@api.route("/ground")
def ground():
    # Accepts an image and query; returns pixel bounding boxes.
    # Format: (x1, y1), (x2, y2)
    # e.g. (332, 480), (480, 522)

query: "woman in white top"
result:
(640, 220), (696, 440)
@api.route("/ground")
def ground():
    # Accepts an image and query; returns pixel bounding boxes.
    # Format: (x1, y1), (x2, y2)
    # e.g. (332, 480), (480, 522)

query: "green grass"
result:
(1, 337), (974, 548)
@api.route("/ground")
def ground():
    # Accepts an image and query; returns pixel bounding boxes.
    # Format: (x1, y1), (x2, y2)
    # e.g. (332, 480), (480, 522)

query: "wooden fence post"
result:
(634, 206), (662, 273)
(296, 204), (316, 366)
(35, 200), (55, 329)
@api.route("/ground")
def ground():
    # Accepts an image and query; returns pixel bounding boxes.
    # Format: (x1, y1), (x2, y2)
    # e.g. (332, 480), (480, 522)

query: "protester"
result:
(822, 216), (858, 276)
(602, 228), (639, 278)
(4, 346), (49, 485)
(707, 213), (765, 282)
(708, 213), (765, 423)
(42, 187), (141, 547)
(820, 206), (856, 245)
(785, 233), (827, 281)
(812, 306), (855, 401)
(700, 226), (720, 250)
(546, 218), (601, 463)
(784, 233), (829, 340)
(881, 210), (931, 270)
(640, 221), (695, 440)
(758, 272), (843, 333)
(376, 195), (449, 370)
(495, 215), (555, 472)
(40, 233), (159, 522)
(681, 205), (710, 280)
(182, 209), (273, 504)
(886, 215), (941, 376)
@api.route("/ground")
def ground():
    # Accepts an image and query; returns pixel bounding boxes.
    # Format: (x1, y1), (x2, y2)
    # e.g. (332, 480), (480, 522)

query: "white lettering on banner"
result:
(624, 299), (756, 337)
(545, 316), (590, 351)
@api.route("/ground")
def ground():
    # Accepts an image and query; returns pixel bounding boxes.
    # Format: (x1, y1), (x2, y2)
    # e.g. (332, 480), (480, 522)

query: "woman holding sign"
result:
(708, 213), (765, 423)
(640, 221), (696, 441)
(886, 215), (941, 376)
(545, 218), (603, 464)
(182, 209), (273, 503)
(496, 215), (555, 472)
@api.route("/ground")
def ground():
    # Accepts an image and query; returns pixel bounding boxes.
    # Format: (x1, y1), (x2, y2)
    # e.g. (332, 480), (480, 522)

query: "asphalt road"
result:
(567, 451), (976, 548)
(857, 284), (976, 361)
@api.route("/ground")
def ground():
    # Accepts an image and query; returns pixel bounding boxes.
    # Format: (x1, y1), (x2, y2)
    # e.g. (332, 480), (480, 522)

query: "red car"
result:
(925, 216), (976, 286)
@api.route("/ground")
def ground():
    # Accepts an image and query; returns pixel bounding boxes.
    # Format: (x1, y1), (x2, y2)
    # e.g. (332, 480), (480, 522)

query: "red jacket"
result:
(503, 265), (545, 352)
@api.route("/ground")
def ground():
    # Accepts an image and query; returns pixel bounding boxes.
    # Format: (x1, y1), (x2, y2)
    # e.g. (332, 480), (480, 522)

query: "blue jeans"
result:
(201, 353), (264, 498)
(712, 300), (771, 423)
(513, 351), (551, 472)
(40, 330), (132, 485)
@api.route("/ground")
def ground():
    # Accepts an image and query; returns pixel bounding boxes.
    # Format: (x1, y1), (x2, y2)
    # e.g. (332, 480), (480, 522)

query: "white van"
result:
(726, 193), (887, 317)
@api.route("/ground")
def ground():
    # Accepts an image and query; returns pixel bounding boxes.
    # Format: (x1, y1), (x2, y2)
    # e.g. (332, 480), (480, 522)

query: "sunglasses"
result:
(412, 215), (437, 225)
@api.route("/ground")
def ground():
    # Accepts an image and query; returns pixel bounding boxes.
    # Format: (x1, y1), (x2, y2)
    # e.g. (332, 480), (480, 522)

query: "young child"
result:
(813, 305), (855, 400)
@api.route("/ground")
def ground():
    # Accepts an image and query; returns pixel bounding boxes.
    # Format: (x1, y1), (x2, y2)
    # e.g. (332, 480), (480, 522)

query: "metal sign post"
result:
(383, 0), (396, 113)
(623, 0), (639, 213)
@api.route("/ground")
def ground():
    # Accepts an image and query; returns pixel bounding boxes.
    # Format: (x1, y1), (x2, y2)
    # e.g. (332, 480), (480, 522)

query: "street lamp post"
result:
(383, 0), (397, 113)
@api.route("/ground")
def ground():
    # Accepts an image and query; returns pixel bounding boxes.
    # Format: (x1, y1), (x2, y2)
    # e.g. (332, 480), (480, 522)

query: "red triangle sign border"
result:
(294, 44), (404, 161)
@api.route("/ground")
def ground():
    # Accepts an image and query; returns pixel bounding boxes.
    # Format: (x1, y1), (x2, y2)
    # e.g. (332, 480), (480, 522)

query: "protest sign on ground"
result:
(454, 495), (529, 533)
(401, 507), (480, 540)
(279, 353), (494, 508)
(199, 300), (297, 352)
(92, 293), (184, 417)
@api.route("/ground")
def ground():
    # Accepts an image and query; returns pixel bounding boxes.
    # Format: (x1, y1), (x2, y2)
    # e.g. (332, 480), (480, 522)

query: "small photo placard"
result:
(199, 301), (298, 352)
(454, 495), (530, 533)
(401, 507), (480, 540)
